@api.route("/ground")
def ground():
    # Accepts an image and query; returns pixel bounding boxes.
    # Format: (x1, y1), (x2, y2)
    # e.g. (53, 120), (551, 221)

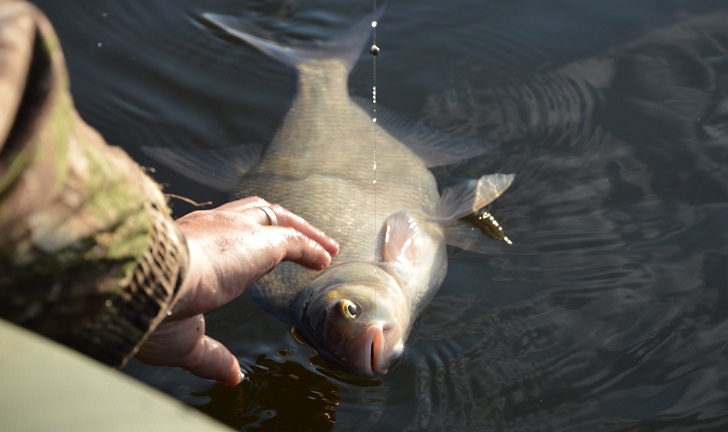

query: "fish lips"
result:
(361, 322), (404, 377)
(293, 319), (404, 377)
(293, 263), (407, 376)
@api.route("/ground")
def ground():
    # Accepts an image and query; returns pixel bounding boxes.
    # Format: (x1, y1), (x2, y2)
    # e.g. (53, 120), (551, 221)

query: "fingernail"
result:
(327, 239), (340, 256)
(219, 369), (245, 387)
(316, 254), (332, 271)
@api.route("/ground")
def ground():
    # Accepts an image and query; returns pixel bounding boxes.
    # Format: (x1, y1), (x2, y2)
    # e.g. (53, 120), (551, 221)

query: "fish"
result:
(144, 9), (515, 377)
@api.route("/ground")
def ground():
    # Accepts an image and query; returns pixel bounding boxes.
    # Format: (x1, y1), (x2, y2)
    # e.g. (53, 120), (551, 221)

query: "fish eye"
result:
(340, 299), (358, 319)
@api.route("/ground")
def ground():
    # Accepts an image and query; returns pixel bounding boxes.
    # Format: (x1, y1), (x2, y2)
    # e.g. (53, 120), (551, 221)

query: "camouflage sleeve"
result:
(0, 1), (189, 367)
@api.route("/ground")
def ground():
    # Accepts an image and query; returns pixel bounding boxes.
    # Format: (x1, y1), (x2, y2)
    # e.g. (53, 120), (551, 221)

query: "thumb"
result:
(136, 316), (243, 386)
(179, 335), (243, 387)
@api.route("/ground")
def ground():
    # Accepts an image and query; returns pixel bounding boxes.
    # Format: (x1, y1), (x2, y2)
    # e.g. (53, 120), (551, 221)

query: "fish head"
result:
(294, 262), (408, 377)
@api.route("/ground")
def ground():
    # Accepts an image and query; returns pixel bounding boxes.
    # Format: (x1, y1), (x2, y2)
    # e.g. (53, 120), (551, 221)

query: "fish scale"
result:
(145, 9), (515, 376)
(236, 57), (443, 316)
(240, 124), (442, 315)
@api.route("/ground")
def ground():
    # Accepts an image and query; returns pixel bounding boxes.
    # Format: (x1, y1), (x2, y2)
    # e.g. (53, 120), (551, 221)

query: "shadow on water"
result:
(29, 0), (728, 430)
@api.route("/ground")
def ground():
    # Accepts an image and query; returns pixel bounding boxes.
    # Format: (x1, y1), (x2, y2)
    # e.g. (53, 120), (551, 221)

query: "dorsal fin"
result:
(354, 97), (500, 167)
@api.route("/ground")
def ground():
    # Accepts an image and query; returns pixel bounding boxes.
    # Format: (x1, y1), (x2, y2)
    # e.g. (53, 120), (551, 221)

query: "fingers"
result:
(264, 226), (336, 271)
(245, 202), (340, 271)
(173, 195), (341, 314)
(257, 206), (278, 227)
(263, 204), (340, 257)
(136, 315), (242, 387)
(178, 335), (242, 387)
(214, 196), (340, 258)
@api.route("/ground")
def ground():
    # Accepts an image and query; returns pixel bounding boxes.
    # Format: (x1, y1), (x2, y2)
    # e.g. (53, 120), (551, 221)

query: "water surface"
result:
(32, 0), (728, 430)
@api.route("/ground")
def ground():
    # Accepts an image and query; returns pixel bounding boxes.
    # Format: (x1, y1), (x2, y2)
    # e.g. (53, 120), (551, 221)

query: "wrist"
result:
(167, 237), (204, 319)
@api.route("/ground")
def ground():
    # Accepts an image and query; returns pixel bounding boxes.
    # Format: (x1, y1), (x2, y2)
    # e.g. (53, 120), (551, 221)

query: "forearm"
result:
(0, 1), (188, 367)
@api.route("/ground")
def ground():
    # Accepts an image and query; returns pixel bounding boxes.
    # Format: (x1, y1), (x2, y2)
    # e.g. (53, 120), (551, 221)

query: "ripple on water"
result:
(31, 1), (728, 431)
(194, 353), (341, 431)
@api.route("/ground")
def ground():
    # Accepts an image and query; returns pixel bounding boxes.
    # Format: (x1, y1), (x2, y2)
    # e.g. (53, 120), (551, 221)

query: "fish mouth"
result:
(364, 324), (387, 376)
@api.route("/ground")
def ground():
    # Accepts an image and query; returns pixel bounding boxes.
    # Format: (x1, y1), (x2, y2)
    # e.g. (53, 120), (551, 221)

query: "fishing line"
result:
(370, 0), (380, 308)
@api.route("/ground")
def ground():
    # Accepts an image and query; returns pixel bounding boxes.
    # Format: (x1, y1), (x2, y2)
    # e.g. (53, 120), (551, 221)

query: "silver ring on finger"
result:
(257, 206), (278, 226)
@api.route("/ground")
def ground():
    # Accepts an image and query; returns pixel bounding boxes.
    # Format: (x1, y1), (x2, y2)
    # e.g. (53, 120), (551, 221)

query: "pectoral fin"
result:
(141, 145), (262, 192)
(434, 173), (515, 222)
(382, 211), (420, 270)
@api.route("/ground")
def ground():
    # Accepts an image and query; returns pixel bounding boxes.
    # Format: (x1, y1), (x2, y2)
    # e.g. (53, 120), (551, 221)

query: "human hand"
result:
(135, 196), (339, 386)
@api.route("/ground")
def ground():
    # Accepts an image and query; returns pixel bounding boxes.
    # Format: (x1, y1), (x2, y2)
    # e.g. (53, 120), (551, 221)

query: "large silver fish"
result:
(146, 10), (514, 377)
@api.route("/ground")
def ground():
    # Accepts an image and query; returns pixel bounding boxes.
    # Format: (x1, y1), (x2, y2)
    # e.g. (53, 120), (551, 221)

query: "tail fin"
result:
(204, 4), (385, 72)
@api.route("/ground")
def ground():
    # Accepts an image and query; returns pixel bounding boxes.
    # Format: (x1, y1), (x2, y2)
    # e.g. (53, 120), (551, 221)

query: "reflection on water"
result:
(196, 354), (340, 431)
(30, 0), (728, 430)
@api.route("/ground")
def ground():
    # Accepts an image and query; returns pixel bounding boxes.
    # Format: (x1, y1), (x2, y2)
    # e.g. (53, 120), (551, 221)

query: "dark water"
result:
(32, 0), (728, 430)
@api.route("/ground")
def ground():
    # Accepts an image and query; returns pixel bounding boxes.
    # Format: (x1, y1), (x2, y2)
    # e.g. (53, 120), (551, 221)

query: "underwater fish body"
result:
(146, 10), (514, 377)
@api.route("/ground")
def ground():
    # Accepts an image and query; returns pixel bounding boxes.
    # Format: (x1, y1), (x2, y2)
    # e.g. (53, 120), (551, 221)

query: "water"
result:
(32, 0), (728, 430)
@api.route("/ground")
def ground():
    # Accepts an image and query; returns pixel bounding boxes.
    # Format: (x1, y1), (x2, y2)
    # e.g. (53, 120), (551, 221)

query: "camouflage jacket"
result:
(0, 1), (188, 367)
